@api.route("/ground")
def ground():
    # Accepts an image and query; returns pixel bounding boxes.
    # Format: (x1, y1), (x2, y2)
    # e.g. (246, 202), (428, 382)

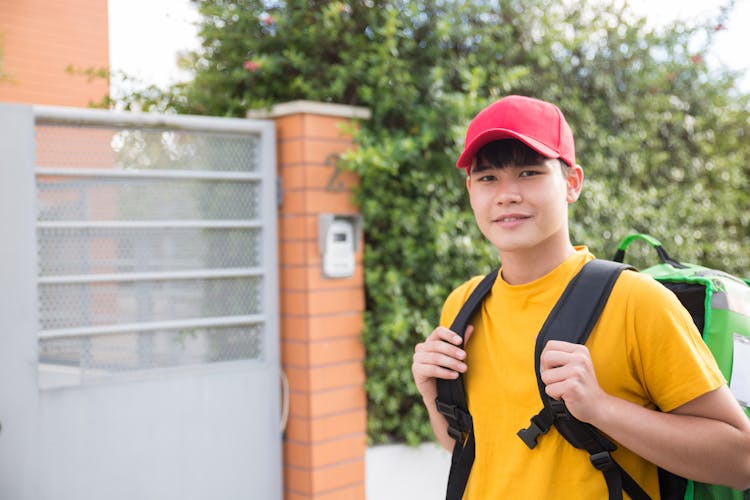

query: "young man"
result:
(411, 95), (750, 498)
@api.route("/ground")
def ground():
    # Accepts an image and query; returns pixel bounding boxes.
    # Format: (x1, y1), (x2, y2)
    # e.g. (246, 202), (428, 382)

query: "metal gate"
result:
(0, 104), (281, 500)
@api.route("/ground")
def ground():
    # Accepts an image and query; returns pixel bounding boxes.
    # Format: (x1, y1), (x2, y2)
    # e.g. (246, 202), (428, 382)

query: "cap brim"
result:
(456, 129), (560, 168)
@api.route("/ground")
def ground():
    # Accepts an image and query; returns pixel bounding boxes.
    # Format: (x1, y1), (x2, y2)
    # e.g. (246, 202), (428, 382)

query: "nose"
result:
(494, 178), (522, 205)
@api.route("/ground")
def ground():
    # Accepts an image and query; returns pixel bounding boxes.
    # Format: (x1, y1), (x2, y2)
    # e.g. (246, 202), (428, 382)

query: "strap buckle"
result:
(435, 399), (472, 442)
(590, 451), (616, 472)
(517, 408), (554, 449)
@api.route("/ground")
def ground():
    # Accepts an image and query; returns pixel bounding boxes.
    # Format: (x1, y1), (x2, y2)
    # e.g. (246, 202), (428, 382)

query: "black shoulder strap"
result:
(518, 259), (650, 500)
(435, 269), (498, 500)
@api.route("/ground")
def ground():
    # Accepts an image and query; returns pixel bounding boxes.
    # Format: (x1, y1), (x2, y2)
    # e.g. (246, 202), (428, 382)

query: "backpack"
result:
(613, 234), (750, 500)
(435, 234), (750, 500)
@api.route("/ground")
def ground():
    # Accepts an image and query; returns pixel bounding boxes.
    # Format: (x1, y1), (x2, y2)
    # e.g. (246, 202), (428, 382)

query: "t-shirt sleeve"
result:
(439, 276), (485, 330)
(624, 273), (726, 412)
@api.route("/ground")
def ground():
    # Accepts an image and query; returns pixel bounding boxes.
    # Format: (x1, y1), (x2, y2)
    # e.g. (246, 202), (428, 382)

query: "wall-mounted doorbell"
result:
(318, 214), (361, 279)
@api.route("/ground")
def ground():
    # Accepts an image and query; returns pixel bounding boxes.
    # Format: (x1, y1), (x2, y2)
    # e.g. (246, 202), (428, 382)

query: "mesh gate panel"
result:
(35, 121), (269, 387)
(38, 227), (261, 275)
(37, 176), (260, 221)
(36, 125), (259, 172)
(39, 277), (263, 330)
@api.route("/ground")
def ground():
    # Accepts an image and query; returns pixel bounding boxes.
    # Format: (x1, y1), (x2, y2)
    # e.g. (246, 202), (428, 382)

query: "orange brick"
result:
(279, 240), (313, 266)
(302, 114), (359, 141)
(277, 138), (306, 167)
(279, 214), (315, 242)
(312, 409), (366, 442)
(311, 458), (365, 495)
(308, 288), (364, 315)
(275, 114), (304, 140)
(308, 313), (364, 341)
(0, 0), (109, 107)
(287, 385), (366, 418)
(311, 433), (366, 468)
(285, 465), (313, 496)
(282, 339), (310, 367)
(285, 414), (311, 442)
(284, 360), (365, 392)
(283, 335), (365, 374)
(314, 482), (366, 500)
(280, 315), (309, 342)
(281, 188), (360, 215)
(307, 361), (365, 391)
(286, 409), (366, 443)
(284, 440), (314, 468)
(302, 138), (357, 165)
(282, 290), (310, 318)
(285, 432), (365, 469)
(280, 164), (312, 189)
(287, 388), (312, 415)
(308, 337), (365, 365)
(282, 190), (310, 215)
(309, 385), (366, 417)
(302, 189), (359, 214)
(281, 311), (364, 343)
(278, 162), (308, 188)
(284, 490), (309, 500)
(285, 366), (311, 392)
(307, 164), (360, 192)
(284, 482), (366, 500)
(282, 264), (364, 292)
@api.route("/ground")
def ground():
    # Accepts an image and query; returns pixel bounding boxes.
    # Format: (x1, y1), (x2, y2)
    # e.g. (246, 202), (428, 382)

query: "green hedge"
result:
(122, 0), (750, 445)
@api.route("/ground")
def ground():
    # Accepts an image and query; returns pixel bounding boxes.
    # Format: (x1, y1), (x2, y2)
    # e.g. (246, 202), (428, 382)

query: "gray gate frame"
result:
(0, 103), (281, 500)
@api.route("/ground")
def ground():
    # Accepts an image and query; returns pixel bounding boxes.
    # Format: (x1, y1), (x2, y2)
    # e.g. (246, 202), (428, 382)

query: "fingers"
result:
(540, 342), (590, 386)
(412, 326), (470, 385)
(539, 341), (602, 422)
(539, 341), (590, 374)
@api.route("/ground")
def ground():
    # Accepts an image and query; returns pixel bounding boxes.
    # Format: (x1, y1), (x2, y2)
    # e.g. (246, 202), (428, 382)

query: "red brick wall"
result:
(257, 101), (370, 499)
(0, 0), (109, 106)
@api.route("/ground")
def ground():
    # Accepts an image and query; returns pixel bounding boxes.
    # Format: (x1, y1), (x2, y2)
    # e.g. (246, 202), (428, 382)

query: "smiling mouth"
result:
(495, 215), (529, 223)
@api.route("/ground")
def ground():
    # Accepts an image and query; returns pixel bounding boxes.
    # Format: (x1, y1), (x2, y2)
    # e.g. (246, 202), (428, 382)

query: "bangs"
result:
(475, 139), (546, 168)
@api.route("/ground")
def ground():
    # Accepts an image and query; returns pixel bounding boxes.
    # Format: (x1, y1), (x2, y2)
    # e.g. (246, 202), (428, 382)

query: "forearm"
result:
(591, 389), (750, 490)
(423, 394), (455, 451)
(412, 325), (473, 453)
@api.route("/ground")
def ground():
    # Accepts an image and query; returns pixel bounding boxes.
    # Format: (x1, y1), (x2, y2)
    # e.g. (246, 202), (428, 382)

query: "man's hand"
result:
(539, 340), (607, 423)
(412, 325), (474, 403)
(412, 325), (474, 450)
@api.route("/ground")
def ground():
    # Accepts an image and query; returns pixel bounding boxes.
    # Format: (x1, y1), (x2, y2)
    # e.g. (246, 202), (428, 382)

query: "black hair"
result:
(473, 139), (569, 172)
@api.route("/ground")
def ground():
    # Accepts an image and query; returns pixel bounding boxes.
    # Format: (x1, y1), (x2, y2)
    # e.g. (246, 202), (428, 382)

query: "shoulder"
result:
(608, 266), (700, 334)
(439, 274), (488, 327)
(611, 266), (683, 308)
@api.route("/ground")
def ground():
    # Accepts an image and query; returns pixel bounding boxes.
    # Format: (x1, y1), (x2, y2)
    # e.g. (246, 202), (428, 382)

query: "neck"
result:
(498, 240), (576, 285)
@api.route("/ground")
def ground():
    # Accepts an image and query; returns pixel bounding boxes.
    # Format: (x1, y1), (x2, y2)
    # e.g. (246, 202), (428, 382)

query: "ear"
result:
(566, 164), (584, 204)
(465, 171), (472, 190)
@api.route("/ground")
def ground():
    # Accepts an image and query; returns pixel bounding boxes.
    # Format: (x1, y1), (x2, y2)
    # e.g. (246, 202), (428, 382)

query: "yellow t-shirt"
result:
(439, 247), (725, 499)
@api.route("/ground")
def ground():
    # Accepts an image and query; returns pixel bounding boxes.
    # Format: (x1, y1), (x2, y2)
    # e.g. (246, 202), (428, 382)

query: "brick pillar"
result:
(250, 101), (371, 500)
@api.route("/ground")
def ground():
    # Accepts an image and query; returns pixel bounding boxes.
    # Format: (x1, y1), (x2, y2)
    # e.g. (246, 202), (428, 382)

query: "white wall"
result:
(366, 443), (451, 500)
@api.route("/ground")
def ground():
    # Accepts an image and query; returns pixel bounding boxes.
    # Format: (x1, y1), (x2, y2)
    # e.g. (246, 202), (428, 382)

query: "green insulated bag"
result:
(614, 233), (750, 500)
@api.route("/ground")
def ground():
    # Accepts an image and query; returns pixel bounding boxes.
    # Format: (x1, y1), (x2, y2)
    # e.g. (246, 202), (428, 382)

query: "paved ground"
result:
(366, 442), (450, 499)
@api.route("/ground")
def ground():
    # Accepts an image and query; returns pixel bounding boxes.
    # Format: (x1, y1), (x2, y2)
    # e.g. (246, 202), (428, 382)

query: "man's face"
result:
(466, 157), (582, 256)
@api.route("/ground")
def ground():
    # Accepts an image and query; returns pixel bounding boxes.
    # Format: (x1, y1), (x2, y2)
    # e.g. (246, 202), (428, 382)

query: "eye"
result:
(519, 169), (542, 177)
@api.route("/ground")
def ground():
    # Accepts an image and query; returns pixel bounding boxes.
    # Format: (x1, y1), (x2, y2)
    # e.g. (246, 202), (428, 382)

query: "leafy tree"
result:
(126, 0), (750, 444)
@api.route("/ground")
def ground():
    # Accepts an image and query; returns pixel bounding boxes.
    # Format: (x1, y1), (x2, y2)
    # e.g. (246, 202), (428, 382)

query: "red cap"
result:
(456, 95), (575, 169)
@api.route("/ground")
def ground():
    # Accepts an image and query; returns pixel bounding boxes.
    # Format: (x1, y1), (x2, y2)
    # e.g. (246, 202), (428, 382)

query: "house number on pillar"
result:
(325, 153), (348, 192)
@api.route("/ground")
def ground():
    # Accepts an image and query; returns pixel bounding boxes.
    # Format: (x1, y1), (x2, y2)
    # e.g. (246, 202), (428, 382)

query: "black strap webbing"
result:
(520, 259), (650, 500)
(435, 269), (498, 500)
